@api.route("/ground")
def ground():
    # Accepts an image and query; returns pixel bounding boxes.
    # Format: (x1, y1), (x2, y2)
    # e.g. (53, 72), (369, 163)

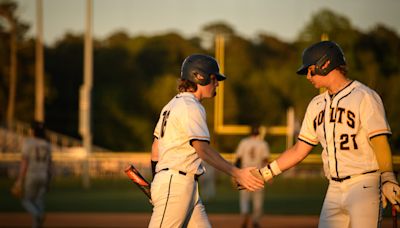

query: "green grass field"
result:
(1, 174), (395, 217)
(1, 174), (328, 215)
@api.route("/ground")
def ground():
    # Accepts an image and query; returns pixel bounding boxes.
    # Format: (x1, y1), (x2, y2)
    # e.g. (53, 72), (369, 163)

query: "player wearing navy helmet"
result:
(149, 54), (264, 228)
(255, 41), (399, 228)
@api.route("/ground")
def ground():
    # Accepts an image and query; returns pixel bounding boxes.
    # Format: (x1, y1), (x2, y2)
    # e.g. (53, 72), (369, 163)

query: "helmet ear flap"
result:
(314, 53), (330, 76)
(191, 70), (210, 86)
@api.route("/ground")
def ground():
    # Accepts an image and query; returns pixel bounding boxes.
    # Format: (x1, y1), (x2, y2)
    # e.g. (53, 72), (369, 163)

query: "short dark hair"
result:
(178, 79), (197, 92)
(250, 124), (260, 136)
(31, 121), (46, 139)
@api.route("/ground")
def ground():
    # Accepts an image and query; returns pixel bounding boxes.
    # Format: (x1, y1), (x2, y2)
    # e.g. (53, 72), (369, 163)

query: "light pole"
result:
(0, 3), (17, 127)
(79, 0), (93, 189)
(35, 0), (44, 122)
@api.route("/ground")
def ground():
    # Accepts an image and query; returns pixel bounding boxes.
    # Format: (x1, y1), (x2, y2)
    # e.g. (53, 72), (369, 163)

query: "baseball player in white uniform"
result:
(149, 54), (264, 228)
(15, 121), (52, 228)
(253, 41), (400, 228)
(235, 125), (270, 228)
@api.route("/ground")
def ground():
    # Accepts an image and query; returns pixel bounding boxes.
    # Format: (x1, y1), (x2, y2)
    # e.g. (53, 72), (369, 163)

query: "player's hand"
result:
(10, 179), (23, 199)
(234, 167), (264, 192)
(231, 177), (238, 189)
(381, 182), (400, 212)
(235, 169), (263, 190)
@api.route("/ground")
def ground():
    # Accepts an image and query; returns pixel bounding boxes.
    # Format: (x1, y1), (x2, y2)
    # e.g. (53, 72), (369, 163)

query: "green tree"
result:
(45, 33), (84, 138)
(91, 32), (204, 150)
(0, 0), (32, 124)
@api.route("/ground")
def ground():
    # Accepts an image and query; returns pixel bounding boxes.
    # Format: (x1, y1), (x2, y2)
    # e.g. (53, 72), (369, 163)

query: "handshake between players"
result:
(237, 161), (282, 190)
(241, 160), (400, 213)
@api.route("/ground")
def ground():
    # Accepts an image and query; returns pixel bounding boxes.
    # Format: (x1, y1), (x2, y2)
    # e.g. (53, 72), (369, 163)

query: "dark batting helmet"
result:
(296, 41), (346, 76)
(181, 54), (226, 86)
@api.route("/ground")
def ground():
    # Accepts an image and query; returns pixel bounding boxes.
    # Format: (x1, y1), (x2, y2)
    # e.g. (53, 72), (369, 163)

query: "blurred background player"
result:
(149, 54), (264, 228)
(13, 121), (52, 228)
(234, 124), (270, 228)
(255, 41), (400, 228)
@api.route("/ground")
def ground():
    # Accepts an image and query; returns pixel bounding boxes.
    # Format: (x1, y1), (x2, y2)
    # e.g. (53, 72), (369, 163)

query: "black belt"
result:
(159, 168), (202, 181)
(331, 170), (378, 182)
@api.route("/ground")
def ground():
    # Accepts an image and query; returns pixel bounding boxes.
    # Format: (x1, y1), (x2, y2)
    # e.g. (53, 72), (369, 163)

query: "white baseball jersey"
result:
(235, 136), (269, 225)
(22, 137), (52, 179)
(153, 92), (209, 175)
(149, 92), (212, 228)
(21, 136), (52, 227)
(298, 80), (391, 179)
(235, 136), (270, 168)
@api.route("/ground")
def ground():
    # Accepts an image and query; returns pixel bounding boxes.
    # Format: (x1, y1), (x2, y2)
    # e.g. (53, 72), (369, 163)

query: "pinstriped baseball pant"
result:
(318, 173), (382, 228)
(149, 169), (211, 228)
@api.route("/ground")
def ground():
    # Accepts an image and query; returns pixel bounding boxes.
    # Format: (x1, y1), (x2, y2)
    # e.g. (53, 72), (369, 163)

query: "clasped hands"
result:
(235, 161), (282, 191)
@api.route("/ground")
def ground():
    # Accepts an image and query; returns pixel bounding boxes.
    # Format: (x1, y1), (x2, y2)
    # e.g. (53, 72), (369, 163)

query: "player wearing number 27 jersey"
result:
(148, 54), (264, 228)
(254, 41), (400, 228)
(153, 92), (209, 176)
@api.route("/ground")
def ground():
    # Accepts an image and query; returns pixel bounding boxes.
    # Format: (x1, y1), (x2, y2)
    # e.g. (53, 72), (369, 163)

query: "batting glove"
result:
(381, 172), (400, 212)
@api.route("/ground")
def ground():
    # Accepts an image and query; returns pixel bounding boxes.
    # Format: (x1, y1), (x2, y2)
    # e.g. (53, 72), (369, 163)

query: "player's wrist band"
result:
(269, 160), (282, 176)
(381, 171), (399, 185)
(260, 160), (282, 182)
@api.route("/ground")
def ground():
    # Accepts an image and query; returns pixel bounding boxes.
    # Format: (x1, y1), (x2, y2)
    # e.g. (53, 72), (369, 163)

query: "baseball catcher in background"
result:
(148, 54), (264, 228)
(251, 41), (400, 228)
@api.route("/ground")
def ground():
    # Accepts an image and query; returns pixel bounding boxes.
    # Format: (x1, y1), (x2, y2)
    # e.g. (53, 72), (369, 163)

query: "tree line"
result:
(1, 2), (400, 153)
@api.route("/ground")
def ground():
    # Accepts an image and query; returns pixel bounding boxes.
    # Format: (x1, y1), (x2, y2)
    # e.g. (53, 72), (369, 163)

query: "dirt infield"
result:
(0, 213), (395, 228)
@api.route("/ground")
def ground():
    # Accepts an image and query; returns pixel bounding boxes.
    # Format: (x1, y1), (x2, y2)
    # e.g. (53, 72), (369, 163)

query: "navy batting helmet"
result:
(296, 41), (346, 76)
(181, 54), (226, 86)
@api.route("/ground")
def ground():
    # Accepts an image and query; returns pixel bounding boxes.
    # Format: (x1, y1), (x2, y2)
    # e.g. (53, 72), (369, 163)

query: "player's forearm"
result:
(370, 135), (393, 172)
(150, 138), (159, 178)
(193, 142), (237, 176)
(275, 142), (311, 171)
(200, 146), (237, 176)
(194, 141), (264, 191)
(151, 138), (159, 162)
(259, 141), (312, 181)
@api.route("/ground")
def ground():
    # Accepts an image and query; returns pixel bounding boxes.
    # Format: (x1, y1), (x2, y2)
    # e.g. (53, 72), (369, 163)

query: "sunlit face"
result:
(200, 75), (219, 99)
(306, 65), (325, 88)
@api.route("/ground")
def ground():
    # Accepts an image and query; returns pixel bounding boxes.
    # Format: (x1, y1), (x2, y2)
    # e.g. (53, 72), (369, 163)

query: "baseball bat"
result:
(124, 164), (151, 200)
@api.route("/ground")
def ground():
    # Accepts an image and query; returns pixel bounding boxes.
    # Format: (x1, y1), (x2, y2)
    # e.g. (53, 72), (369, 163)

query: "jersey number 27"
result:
(160, 110), (170, 138)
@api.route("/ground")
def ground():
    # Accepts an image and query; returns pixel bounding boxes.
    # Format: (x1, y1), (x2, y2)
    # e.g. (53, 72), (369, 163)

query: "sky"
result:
(12, 0), (400, 46)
